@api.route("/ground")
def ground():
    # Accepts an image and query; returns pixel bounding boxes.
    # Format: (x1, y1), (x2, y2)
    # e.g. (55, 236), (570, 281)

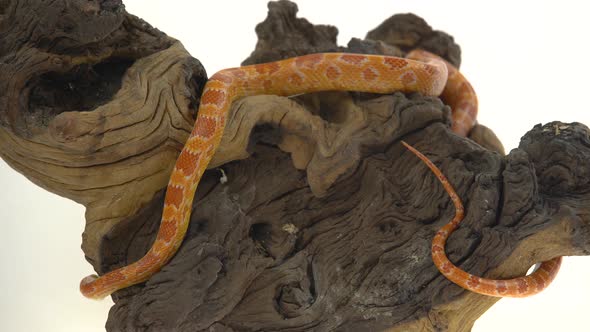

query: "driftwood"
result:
(1, 0), (588, 331)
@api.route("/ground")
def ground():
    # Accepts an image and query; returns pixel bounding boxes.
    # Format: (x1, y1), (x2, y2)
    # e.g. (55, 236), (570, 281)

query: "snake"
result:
(402, 141), (562, 297)
(79, 49), (561, 299)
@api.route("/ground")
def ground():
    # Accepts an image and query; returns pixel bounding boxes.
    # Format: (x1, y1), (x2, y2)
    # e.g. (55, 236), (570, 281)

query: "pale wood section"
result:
(0, 41), (199, 264)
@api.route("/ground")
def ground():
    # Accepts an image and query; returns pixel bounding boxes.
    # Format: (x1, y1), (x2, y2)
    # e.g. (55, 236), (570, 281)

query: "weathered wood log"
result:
(1, 1), (587, 331)
(0, 0), (207, 265)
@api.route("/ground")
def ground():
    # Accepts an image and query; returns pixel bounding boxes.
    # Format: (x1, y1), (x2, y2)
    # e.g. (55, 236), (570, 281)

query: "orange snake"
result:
(79, 50), (561, 299)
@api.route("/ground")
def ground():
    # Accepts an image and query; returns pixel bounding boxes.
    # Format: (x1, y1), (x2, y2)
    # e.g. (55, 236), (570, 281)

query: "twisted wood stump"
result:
(1, 1), (588, 331)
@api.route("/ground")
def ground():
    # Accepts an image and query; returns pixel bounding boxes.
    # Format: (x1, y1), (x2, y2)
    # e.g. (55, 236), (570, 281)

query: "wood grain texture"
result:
(0, 0), (207, 266)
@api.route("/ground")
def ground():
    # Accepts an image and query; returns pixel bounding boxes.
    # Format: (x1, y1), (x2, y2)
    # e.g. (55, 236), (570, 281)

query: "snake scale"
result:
(79, 50), (561, 299)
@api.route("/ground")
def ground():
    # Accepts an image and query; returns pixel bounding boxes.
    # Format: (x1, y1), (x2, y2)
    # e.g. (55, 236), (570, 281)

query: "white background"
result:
(1, 1), (589, 331)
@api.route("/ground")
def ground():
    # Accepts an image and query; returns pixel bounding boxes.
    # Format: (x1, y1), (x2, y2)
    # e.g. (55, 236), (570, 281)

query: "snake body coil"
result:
(80, 51), (560, 299)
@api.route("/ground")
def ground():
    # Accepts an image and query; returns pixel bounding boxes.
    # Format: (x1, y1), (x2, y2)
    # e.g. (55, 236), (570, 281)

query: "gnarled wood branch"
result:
(1, 1), (587, 331)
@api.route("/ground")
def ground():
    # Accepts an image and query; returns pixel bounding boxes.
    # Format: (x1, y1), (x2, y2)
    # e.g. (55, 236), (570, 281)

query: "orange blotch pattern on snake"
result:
(325, 65), (342, 80)
(175, 150), (200, 176)
(383, 57), (408, 70)
(209, 72), (233, 84)
(294, 53), (324, 69)
(193, 116), (217, 138)
(362, 67), (379, 81)
(164, 185), (184, 209)
(200, 89), (227, 107)
(158, 219), (178, 243)
(400, 71), (417, 86)
(339, 54), (368, 65)
(255, 62), (281, 75)
(288, 72), (304, 85)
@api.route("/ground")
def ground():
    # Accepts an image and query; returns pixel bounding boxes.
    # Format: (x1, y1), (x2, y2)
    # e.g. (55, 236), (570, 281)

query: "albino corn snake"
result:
(79, 49), (561, 299)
